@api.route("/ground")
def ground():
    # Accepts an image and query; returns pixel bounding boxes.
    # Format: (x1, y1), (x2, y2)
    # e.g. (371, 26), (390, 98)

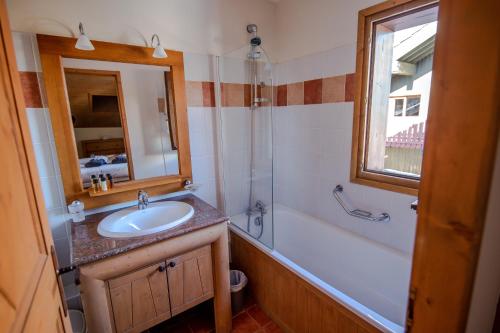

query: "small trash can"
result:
(230, 270), (248, 314)
(69, 309), (87, 333)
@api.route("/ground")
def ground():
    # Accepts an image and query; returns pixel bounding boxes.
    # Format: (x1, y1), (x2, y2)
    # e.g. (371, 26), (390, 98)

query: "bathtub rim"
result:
(229, 224), (405, 333)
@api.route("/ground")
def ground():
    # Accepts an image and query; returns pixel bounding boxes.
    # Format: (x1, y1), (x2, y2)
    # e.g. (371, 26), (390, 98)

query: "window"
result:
(394, 98), (404, 116)
(351, 0), (438, 194)
(391, 95), (421, 117)
(406, 96), (420, 116)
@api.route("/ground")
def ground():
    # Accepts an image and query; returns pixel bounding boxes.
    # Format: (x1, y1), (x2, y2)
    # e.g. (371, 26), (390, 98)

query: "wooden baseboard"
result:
(230, 231), (382, 333)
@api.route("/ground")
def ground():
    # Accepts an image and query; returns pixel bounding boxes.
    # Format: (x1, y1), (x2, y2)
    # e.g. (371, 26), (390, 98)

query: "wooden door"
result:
(167, 245), (214, 315)
(0, 0), (71, 332)
(108, 261), (171, 333)
(407, 0), (500, 332)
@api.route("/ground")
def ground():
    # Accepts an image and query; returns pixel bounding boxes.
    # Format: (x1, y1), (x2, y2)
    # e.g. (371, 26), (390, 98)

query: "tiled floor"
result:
(146, 297), (282, 333)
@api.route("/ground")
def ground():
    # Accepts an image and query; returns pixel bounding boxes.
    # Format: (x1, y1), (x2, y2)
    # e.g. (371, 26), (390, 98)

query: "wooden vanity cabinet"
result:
(108, 262), (171, 333)
(106, 245), (214, 333)
(167, 245), (214, 315)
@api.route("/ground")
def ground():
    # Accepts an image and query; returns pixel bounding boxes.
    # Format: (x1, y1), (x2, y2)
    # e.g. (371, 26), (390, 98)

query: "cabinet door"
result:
(167, 245), (214, 315)
(108, 262), (171, 333)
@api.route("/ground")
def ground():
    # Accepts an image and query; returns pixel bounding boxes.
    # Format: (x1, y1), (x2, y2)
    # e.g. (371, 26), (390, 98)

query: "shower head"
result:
(247, 23), (262, 46)
(247, 24), (258, 34)
(250, 36), (262, 47)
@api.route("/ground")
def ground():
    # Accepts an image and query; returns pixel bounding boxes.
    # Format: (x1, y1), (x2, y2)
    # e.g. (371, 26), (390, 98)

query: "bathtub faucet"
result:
(247, 200), (267, 216)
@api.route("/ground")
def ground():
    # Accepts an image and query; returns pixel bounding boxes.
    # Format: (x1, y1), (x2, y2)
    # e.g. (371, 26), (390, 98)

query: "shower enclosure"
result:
(218, 24), (274, 248)
(213, 24), (411, 330)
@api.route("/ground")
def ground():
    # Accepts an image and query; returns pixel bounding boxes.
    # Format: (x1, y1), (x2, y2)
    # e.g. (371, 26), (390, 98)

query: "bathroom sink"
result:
(97, 201), (194, 238)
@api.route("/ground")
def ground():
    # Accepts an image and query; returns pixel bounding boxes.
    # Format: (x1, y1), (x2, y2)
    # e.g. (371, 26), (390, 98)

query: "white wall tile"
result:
(12, 32), (38, 72)
(32, 143), (56, 178)
(47, 207), (70, 240)
(187, 106), (221, 210)
(39, 177), (64, 210)
(273, 100), (417, 254)
(26, 108), (50, 143)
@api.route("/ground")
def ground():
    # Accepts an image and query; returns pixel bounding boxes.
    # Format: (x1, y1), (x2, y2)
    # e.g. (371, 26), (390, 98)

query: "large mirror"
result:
(63, 59), (179, 189)
(37, 34), (191, 208)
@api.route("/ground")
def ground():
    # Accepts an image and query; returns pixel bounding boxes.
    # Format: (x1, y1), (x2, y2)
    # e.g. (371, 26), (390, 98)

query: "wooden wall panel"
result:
(230, 232), (381, 333)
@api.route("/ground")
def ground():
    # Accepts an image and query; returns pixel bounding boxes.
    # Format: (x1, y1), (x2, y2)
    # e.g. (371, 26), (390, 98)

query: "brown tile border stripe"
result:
(186, 80), (216, 107)
(19, 71), (42, 108)
(282, 73), (355, 106)
(304, 79), (322, 105)
(277, 85), (287, 107)
(345, 73), (356, 102)
(185, 73), (355, 107)
(201, 81), (215, 107)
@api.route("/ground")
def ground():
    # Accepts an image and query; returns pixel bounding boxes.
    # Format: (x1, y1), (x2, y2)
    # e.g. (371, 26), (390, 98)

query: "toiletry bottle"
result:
(91, 177), (99, 193)
(100, 175), (108, 192)
(106, 173), (113, 189)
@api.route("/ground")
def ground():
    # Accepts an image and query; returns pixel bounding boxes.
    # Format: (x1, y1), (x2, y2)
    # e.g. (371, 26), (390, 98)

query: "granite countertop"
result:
(70, 194), (228, 267)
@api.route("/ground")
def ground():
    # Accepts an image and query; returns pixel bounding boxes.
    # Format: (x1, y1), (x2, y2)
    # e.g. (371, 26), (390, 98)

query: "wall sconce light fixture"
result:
(151, 34), (167, 58)
(75, 22), (95, 51)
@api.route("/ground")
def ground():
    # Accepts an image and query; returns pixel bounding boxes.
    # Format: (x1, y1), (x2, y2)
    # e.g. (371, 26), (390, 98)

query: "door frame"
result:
(0, 0), (72, 331)
(407, 0), (500, 331)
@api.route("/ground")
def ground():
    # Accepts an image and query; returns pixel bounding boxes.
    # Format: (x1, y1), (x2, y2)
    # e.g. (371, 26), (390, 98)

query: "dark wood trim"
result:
(164, 71), (178, 150)
(0, 0), (72, 330)
(37, 34), (192, 209)
(407, 0), (500, 331)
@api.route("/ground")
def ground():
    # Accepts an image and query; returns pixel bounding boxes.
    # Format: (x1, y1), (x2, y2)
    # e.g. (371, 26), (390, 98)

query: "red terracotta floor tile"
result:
(262, 322), (283, 333)
(247, 305), (272, 327)
(232, 312), (260, 333)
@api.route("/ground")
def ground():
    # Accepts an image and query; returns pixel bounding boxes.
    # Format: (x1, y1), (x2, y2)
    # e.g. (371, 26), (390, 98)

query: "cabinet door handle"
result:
(158, 265), (166, 272)
(168, 261), (176, 268)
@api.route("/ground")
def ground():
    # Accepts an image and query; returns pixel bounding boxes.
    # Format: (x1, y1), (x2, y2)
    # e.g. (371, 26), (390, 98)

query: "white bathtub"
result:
(230, 204), (411, 333)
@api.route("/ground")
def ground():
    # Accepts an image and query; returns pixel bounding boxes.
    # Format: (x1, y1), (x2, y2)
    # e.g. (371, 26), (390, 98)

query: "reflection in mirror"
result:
(63, 59), (179, 189)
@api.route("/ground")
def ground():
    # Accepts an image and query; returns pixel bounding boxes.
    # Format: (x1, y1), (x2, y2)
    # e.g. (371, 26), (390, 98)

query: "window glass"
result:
(394, 98), (404, 116)
(406, 96), (420, 116)
(365, 5), (438, 179)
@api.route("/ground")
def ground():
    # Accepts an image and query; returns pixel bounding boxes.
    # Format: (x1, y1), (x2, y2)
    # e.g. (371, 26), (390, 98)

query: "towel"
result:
(112, 154), (127, 164)
(84, 158), (107, 168)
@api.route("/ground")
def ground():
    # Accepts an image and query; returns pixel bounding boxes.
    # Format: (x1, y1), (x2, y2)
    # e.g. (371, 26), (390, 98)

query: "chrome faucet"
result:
(246, 200), (267, 216)
(138, 190), (149, 210)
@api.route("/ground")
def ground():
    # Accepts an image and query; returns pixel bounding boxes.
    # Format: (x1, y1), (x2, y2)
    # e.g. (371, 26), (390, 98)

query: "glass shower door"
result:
(218, 47), (274, 248)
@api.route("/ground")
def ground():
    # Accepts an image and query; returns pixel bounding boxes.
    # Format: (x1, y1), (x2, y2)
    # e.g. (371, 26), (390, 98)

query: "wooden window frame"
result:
(350, 0), (438, 196)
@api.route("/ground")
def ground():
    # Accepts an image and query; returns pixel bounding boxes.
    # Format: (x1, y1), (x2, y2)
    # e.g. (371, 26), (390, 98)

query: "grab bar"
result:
(332, 185), (390, 223)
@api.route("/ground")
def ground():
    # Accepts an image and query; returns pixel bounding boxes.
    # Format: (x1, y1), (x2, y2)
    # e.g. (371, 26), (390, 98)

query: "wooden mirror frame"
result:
(63, 67), (135, 181)
(37, 34), (192, 209)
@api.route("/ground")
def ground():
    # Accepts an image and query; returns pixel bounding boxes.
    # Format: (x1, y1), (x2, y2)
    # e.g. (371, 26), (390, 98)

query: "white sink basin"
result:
(97, 201), (194, 238)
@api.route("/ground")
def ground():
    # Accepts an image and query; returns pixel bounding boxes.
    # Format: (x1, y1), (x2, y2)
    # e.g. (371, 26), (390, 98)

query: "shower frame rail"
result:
(333, 185), (390, 223)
